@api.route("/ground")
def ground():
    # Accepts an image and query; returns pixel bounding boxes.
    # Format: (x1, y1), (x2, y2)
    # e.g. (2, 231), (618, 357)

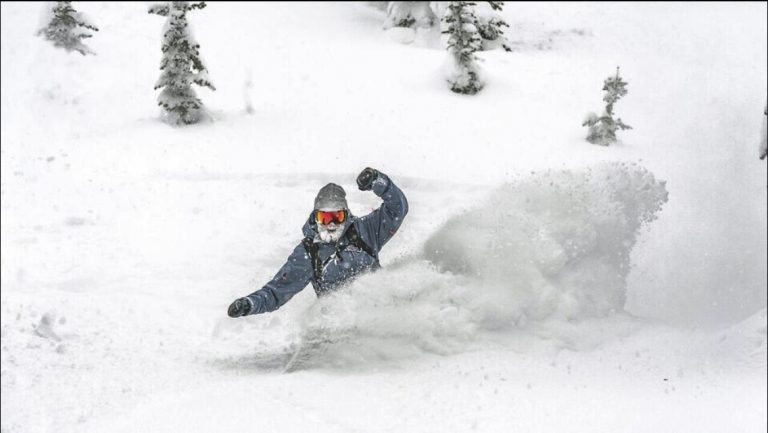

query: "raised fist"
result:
(356, 167), (379, 191)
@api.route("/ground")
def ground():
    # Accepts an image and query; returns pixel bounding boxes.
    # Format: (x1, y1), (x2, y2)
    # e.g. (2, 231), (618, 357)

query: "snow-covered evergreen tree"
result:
(583, 67), (632, 146)
(475, 1), (511, 51)
(384, 1), (437, 29)
(36, 1), (98, 56)
(443, 1), (484, 94)
(148, 1), (215, 126)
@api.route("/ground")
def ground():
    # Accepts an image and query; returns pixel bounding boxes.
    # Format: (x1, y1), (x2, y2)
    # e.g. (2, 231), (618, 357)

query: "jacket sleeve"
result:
(245, 243), (313, 315)
(357, 172), (409, 253)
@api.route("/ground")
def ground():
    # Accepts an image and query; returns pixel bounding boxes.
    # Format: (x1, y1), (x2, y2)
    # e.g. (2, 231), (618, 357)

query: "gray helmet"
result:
(314, 183), (347, 211)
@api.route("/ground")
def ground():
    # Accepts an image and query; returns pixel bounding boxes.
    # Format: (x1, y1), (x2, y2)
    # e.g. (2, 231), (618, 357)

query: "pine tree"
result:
(476, 1), (511, 52)
(37, 1), (99, 56)
(443, 1), (484, 94)
(583, 67), (632, 146)
(384, 1), (436, 29)
(148, 1), (215, 126)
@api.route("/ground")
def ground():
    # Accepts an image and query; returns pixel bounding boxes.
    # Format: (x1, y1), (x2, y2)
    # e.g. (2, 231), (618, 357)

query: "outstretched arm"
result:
(356, 168), (409, 253)
(229, 243), (313, 317)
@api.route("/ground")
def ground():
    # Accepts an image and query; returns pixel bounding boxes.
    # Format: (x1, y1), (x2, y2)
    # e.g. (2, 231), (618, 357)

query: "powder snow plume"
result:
(291, 162), (670, 367)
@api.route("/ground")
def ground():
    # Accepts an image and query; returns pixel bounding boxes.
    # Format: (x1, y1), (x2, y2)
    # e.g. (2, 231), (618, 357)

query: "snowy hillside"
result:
(1, 2), (766, 433)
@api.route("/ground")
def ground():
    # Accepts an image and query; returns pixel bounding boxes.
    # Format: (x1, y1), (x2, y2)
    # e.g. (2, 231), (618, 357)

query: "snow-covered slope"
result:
(1, 3), (766, 433)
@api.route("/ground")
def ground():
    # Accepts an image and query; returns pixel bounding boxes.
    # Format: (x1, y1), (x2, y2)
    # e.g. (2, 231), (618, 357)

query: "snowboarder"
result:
(227, 168), (408, 317)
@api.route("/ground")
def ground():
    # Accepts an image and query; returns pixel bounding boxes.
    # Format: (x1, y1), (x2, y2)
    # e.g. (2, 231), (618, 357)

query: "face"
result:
(316, 209), (347, 243)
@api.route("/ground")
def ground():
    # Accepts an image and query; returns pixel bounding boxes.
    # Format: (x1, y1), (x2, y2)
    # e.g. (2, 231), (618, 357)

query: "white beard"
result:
(317, 222), (345, 243)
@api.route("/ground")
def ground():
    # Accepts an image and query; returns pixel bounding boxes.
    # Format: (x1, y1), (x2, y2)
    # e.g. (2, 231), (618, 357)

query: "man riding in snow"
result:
(227, 168), (408, 317)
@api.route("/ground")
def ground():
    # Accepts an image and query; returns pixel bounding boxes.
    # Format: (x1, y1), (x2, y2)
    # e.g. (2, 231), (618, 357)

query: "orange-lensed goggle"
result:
(315, 210), (346, 225)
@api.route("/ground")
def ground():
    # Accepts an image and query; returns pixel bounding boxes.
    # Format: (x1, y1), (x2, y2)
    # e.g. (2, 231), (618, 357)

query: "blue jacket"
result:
(245, 172), (408, 315)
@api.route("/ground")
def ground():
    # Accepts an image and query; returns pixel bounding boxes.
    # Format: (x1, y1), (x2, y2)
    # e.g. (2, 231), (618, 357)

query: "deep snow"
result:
(1, 2), (766, 433)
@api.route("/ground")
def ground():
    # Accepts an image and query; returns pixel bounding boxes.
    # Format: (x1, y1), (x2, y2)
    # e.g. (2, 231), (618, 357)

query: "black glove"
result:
(228, 297), (251, 318)
(356, 167), (379, 191)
